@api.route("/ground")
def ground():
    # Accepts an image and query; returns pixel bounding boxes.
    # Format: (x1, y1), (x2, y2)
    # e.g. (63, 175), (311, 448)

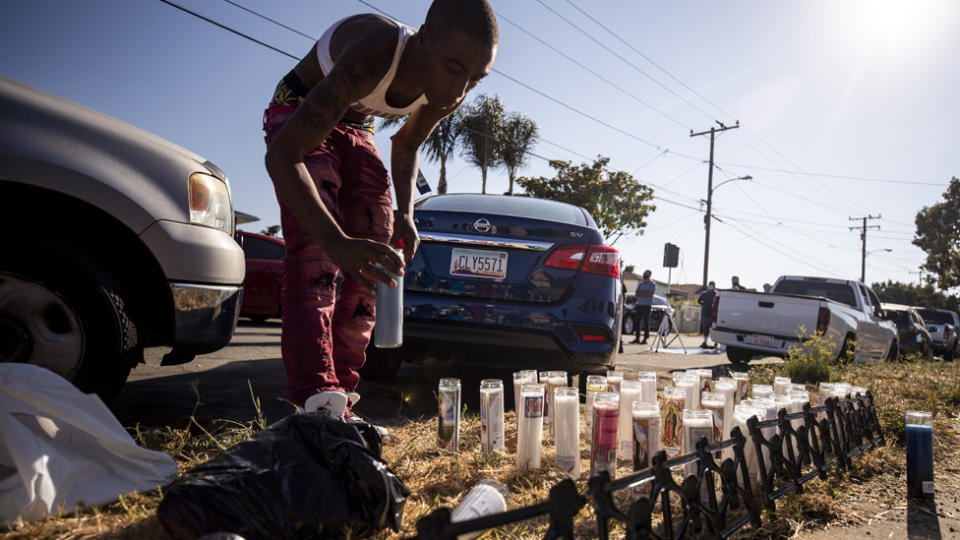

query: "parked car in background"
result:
(362, 194), (623, 389)
(711, 276), (898, 365)
(0, 76), (244, 401)
(234, 230), (284, 322)
(622, 293), (674, 335)
(916, 308), (960, 361)
(881, 303), (933, 361)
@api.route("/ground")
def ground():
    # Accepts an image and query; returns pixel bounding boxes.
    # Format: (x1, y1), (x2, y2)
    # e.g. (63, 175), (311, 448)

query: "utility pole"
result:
(691, 121), (740, 287)
(849, 215), (881, 283)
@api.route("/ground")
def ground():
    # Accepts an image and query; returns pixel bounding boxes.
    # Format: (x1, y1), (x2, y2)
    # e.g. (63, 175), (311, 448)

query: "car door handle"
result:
(758, 301), (774, 308)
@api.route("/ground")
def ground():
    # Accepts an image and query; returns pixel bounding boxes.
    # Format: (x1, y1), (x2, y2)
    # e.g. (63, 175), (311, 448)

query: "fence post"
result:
(544, 478), (585, 540)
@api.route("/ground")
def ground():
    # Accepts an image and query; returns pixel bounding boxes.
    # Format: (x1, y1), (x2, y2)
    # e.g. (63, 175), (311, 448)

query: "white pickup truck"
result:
(711, 276), (898, 365)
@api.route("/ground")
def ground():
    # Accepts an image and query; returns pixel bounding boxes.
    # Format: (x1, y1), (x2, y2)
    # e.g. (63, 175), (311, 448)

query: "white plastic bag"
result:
(0, 364), (177, 523)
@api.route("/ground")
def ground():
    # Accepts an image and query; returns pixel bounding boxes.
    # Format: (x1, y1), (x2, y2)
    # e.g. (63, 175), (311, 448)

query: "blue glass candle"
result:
(905, 411), (934, 500)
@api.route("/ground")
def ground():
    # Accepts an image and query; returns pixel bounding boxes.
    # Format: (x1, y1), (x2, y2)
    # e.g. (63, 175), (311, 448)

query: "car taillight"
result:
(816, 306), (830, 336)
(711, 296), (719, 324)
(583, 245), (619, 277)
(544, 244), (586, 271)
(581, 333), (608, 342)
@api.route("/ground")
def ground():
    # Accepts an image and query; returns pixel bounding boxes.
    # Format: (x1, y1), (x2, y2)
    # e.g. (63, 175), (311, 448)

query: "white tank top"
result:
(316, 16), (429, 120)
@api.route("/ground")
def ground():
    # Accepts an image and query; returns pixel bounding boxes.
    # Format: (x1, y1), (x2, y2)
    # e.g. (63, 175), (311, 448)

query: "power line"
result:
(158, 0), (297, 59)
(221, 0), (315, 40)
(718, 162), (947, 186)
(495, 12), (688, 129)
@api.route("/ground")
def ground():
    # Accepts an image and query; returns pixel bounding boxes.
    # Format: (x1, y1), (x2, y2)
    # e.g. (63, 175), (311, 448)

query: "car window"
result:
(884, 310), (911, 329)
(772, 280), (857, 307)
(917, 309), (952, 325)
(416, 194), (587, 226)
(242, 236), (285, 260)
(867, 289), (883, 314)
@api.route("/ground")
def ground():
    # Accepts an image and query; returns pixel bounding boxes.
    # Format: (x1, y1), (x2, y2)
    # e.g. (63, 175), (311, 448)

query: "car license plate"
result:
(450, 248), (508, 280)
(752, 334), (776, 347)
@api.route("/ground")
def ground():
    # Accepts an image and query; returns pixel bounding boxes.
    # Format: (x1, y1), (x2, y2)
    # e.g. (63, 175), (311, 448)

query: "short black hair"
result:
(425, 0), (499, 47)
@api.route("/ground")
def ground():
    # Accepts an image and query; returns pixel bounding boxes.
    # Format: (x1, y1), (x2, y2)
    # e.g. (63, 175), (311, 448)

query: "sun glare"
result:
(832, 0), (952, 56)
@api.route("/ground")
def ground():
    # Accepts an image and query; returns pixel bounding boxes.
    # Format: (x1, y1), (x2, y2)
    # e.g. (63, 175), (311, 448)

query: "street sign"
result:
(663, 243), (679, 268)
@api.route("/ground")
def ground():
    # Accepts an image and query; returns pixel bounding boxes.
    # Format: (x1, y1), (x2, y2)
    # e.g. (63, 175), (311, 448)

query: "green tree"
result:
(457, 94), (504, 194)
(871, 280), (959, 311)
(499, 112), (539, 195)
(259, 224), (281, 237)
(914, 177), (960, 288)
(517, 156), (656, 241)
(380, 109), (462, 194)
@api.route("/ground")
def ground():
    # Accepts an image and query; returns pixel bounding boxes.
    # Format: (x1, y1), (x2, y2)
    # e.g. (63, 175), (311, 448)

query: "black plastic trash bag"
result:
(157, 414), (409, 539)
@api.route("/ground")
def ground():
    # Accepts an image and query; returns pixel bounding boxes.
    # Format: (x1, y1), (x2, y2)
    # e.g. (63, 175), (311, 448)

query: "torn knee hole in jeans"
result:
(352, 301), (374, 319)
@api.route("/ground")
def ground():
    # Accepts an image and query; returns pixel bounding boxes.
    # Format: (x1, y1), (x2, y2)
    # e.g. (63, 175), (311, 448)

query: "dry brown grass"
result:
(3, 361), (957, 539)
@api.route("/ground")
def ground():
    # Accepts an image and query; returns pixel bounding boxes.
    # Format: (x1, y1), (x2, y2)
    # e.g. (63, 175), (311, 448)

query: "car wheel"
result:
(726, 346), (753, 365)
(622, 315), (634, 336)
(838, 336), (856, 364)
(886, 341), (899, 363)
(945, 346), (956, 363)
(923, 346), (933, 362)
(0, 237), (139, 403)
(359, 345), (403, 381)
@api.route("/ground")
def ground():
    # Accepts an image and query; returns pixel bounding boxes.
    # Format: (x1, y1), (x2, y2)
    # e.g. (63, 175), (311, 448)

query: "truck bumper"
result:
(711, 327), (801, 357)
(162, 282), (242, 365)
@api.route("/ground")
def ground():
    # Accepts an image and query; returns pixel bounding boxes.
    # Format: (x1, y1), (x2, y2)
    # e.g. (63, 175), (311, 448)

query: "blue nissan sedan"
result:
(363, 194), (623, 386)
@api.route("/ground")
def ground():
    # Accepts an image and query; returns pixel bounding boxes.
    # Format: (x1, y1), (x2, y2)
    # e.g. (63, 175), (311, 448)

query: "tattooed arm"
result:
(264, 34), (403, 290)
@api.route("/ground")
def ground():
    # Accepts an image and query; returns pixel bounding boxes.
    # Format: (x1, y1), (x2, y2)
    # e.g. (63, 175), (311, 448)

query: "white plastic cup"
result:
(450, 479), (509, 540)
(374, 249), (404, 348)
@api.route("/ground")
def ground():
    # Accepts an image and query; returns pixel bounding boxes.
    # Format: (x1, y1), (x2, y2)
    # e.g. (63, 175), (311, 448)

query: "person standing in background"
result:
(698, 281), (717, 349)
(631, 270), (655, 344)
(730, 275), (745, 291)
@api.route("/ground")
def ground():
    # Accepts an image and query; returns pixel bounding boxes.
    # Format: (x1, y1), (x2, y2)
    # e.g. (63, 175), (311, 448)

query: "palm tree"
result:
(457, 94), (504, 194)
(379, 110), (462, 194)
(499, 112), (539, 195)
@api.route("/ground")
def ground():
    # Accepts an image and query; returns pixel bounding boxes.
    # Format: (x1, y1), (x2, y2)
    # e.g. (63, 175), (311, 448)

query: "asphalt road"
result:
(110, 320), (778, 428)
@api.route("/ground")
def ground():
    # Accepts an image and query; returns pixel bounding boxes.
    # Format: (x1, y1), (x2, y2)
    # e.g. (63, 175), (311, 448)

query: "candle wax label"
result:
(524, 395), (543, 418)
(608, 381), (621, 393)
(662, 398), (684, 448)
(705, 405), (724, 453)
(923, 481), (934, 494)
(633, 418), (650, 469)
(687, 426), (713, 452)
(438, 389), (459, 451)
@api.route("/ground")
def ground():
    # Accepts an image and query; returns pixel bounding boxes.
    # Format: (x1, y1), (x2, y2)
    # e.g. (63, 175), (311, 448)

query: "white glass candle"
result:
(751, 397), (778, 477)
(774, 376), (791, 397)
(547, 371), (568, 441)
(675, 374), (700, 411)
(734, 404), (764, 485)
(480, 379), (505, 457)
(618, 380), (642, 460)
(517, 383), (544, 470)
(682, 409), (715, 478)
(714, 380), (737, 461)
(661, 386), (686, 457)
(585, 375), (607, 443)
(850, 385), (867, 398)
(637, 371), (657, 403)
(701, 391), (726, 459)
(512, 370), (537, 412)
(752, 384), (774, 400)
(606, 370), (624, 394)
(632, 401), (660, 497)
(687, 368), (713, 393)
(554, 387), (580, 478)
(732, 372), (750, 403)
(539, 371), (554, 435)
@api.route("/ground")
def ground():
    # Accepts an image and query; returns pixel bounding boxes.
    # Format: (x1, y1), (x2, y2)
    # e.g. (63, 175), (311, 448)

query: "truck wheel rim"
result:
(0, 274), (83, 379)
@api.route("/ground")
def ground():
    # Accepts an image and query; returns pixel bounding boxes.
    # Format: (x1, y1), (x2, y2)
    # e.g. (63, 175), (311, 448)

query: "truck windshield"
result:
(772, 280), (857, 307)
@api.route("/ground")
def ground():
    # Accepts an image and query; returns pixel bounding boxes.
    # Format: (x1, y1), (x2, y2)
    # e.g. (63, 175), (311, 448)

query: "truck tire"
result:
(726, 346), (753, 365)
(359, 344), (403, 381)
(945, 342), (956, 363)
(886, 341), (899, 363)
(0, 236), (139, 403)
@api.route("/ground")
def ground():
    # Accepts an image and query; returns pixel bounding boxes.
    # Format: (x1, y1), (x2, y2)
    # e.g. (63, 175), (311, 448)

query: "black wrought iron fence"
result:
(410, 391), (883, 540)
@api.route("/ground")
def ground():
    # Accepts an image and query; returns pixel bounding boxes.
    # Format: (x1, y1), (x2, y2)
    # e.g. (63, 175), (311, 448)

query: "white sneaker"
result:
(346, 391), (361, 407)
(303, 391), (348, 419)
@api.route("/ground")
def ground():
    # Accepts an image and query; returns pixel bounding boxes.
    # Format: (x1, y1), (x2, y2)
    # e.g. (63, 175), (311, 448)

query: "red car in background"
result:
(234, 230), (285, 322)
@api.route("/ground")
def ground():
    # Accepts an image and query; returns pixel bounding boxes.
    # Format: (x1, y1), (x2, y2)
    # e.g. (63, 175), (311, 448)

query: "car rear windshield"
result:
(772, 280), (857, 307)
(417, 194), (587, 225)
(883, 310), (913, 328)
(917, 309), (954, 325)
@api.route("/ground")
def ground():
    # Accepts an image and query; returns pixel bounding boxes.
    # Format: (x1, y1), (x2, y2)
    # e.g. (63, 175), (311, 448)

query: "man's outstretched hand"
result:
(328, 236), (405, 292)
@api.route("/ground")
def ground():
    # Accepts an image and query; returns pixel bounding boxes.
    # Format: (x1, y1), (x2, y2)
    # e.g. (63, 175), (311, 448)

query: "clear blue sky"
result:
(2, 0), (956, 289)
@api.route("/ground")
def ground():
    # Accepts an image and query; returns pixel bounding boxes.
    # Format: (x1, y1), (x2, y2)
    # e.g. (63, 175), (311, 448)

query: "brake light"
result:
(544, 244), (586, 271)
(581, 333), (608, 342)
(583, 245), (620, 277)
(816, 306), (831, 336)
(711, 296), (719, 324)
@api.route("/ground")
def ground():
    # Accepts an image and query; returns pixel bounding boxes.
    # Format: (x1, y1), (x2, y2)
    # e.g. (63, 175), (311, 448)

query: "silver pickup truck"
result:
(915, 308), (960, 361)
(0, 76), (245, 401)
(711, 275), (898, 365)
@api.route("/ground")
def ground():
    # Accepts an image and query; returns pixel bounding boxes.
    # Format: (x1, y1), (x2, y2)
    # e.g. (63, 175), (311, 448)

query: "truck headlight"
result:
(188, 172), (234, 233)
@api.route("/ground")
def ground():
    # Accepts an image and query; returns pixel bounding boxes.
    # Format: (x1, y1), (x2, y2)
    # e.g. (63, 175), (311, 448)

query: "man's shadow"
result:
(907, 499), (942, 540)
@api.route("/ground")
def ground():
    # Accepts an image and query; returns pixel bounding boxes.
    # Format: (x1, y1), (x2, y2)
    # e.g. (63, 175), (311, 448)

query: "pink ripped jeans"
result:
(263, 106), (393, 408)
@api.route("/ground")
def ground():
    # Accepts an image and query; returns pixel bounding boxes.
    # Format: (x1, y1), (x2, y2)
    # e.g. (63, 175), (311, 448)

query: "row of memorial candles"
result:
(440, 369), (866, 485)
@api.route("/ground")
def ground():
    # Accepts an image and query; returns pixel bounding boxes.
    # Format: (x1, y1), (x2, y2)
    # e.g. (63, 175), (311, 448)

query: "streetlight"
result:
(863, 248), (892, 283)
(702, 175), (752, 286)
